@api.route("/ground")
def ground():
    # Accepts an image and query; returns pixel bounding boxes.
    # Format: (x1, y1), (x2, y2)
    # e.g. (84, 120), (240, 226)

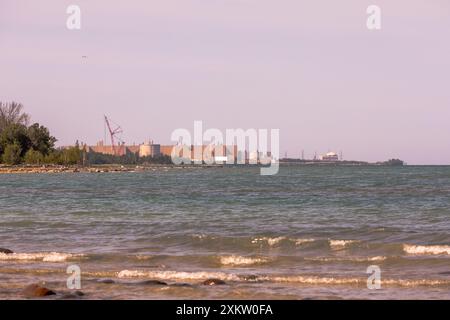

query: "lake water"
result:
(0, 165), (449, 299)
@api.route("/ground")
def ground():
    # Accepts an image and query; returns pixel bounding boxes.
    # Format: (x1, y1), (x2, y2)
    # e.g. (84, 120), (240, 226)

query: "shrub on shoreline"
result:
(0, 101), (62, 165)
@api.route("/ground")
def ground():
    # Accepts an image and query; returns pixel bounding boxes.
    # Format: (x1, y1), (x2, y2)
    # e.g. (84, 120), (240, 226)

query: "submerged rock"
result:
(170, 283), (192, 287)
(139, 280), (168, 286)
(203, 279), (226, 286)
(22, 284), (56, 297)
(59, 291), (84, 300)
(97, 279), (115, 284)
(0, 248), (13, 254)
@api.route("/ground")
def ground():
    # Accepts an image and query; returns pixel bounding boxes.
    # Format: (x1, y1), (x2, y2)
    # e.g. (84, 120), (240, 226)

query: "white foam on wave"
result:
(251, 237), (286, 246)
(219, 255), (269, 266)
(0, 252), (83, 262)
(117, 270), (240, 281)
(329, 240), (358, 249)
(251, 237), (315, 246)
(261, 275), (363, 285)
(305, 256), (387, 263)
(192, 234), (208, 240)
(403, 244), (450, 255)
(190, 235), (317, 247)
(383, 278), (450, 287)
(294, 238), (315, 246)
(260, 275), (450, 287)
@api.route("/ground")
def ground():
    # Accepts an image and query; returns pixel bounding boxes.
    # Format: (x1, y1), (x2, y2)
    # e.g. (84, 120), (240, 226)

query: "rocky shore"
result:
(0, 164), (224, 174)
(0, 165), (136, 174)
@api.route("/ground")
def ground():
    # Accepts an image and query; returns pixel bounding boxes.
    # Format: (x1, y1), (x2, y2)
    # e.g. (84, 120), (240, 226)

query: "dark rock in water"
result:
(97, 279), (115, 284)
(0, 248), (13, 254)
(59, 291), (84, 300)
(439, 271), (450, 275)
(139, 280), (168, 286)
(241, 275), (258, 282)
(170, 283), (192, 287)
(203, 279), (226, 286)
(23, 284), (56, 297)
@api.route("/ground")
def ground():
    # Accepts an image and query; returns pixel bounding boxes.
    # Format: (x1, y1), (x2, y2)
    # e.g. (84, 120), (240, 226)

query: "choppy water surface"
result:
(0, 166), (449, 299)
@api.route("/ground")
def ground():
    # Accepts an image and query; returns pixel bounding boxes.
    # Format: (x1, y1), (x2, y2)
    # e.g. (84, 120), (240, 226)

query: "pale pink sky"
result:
(1, 0), (449, 164)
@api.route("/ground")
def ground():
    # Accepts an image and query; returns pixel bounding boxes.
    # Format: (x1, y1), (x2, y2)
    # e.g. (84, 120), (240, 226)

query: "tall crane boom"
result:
(104, 115), (124, 156)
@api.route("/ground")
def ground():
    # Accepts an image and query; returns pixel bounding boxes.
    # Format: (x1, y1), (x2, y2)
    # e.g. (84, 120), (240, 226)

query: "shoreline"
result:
(0, 162), (409, 174)
(0, 164), (223, 174)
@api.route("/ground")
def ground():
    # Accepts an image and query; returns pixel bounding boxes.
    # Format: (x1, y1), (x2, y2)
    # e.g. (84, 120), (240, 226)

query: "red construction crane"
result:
(104, 115), (125, 156)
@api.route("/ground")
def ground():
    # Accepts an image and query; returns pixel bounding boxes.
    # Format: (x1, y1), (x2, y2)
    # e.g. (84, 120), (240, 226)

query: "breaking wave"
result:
(260, 275), (363, 285)
(116, 269), (450, 287)
(403, 244), (450, 255)
(0, 252), (84, 262)
(262, 276), (450, 287)
(251, 237), (315, 246)
(329, 240), (359, 249)
(117, 270), (240, 281)
(305, 256), (387, 263)
(219, 255), (269, 266)
(251, 237), (286, 246)
(294, 238), (315, 245)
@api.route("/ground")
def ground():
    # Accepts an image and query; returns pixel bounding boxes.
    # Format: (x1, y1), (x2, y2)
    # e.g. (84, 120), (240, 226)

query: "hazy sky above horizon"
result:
(1, 0), (449, 164)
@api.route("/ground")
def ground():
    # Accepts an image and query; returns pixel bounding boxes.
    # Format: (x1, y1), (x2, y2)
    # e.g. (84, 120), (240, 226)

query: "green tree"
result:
(0, 123), (31, 157)
(24, 149), (44, 165)
(27, 123), (57, 155)
(2, 143), (22, 165)
(58, 141), (82, 165)
(0, 101), (29, 133)
(0, 102), (56, 164)
(43, 151), (63, 165)
(61, 148), (80, 165)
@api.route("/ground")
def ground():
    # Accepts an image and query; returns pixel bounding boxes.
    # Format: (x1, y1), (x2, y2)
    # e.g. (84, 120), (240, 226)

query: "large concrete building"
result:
(139, 141), (161, 157)
(87, 141), (155, 157)
(86, 141), (272, 164)
(87, 141), (141, 157)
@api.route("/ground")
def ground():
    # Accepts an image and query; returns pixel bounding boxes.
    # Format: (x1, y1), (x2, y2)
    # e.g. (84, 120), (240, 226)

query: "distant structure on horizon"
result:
(320, 151), (339, 161)
(84, 141), (274, 164)
(76, 116), (274, 164)
(86, 140), (155, 157)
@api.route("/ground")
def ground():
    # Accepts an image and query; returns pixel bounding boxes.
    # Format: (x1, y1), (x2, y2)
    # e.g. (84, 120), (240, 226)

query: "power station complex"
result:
(81, 116), (273, 163)
(85, 141), (268, 164)
(86, 140), (166, 158)
(80, 116), (338, 163)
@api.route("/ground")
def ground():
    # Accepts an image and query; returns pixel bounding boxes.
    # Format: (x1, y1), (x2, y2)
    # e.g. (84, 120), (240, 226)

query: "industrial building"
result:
(139, 141), (161, 157)
(85, 141), (272, 164)
(85, 116), (272, 163)
(87, 141), (161, 158)
(320, 151), (339, 161)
